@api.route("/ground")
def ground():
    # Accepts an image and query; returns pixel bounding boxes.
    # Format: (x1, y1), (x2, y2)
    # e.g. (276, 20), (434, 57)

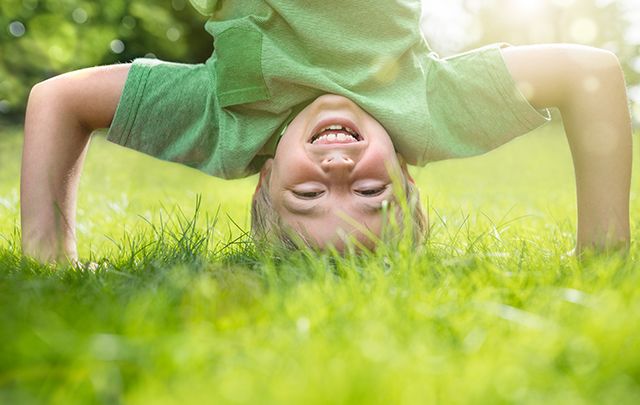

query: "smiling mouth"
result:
(309, 124), (363, 145)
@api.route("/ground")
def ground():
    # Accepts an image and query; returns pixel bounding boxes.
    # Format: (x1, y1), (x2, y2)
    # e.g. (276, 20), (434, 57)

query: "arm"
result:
(501, 44), (632, 253)
(21, 64), (130, 263)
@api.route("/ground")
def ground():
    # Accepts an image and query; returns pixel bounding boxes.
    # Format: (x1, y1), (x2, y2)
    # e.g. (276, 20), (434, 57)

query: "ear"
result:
(255, 158), (274, 194)
(261, 158), (273, 175)
(396, 153), (415, 184)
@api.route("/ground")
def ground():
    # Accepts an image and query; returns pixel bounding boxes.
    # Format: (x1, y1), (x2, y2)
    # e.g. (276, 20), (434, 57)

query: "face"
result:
(266, 94), (403, 251)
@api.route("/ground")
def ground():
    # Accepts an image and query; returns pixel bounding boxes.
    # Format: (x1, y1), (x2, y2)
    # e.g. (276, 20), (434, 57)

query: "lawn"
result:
(0, 124), (639, 404)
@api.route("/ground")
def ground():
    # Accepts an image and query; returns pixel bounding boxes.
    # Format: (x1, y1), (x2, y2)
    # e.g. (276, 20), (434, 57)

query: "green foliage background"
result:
(471, 0), (640, 86)
(0, 0), (211, 124)
(1, 0), (639, 126)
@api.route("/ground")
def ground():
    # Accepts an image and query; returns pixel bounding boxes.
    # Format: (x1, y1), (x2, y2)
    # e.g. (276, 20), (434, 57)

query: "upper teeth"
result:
(313, 133), (351, 143)
(311, 124), (360, 144)
(322, 124), (357, 136)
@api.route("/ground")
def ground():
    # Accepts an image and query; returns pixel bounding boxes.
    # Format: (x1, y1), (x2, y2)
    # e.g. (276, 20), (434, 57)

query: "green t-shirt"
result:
(107, 0), (549, 178)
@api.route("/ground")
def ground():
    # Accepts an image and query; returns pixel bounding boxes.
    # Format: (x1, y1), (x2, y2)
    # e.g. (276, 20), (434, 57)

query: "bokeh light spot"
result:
(110, 39), (125, 54)
(511, 0), (544, 15)
(632, 57), (640, 74)
(529, 23), (556, 43)
(570, 18), (598, 43)
(628, 85), (640, 103)
(72, 8), (88, 24)
(0, 100), (9, 114)
(122, 16), (136, 30)
(583, 76), (601, 93)
(172, 0), (187, 11)
(632, 103), (640, 126)
(8, 21), (26, 37)
(22, 0), (37, 10)
(551, 0), (576, 7)
(595, 0), (616, 8)
(625, 24), (640, 45)
(49, 45), (67, 62)
(296, 317), (310, 334)
(166, 27), (181, 42)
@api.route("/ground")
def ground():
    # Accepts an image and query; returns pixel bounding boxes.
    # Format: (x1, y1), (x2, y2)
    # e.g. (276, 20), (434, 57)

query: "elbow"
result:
(590, 48), (625, 85)
(588, 48), (621, 70)
(557, 46), (626, 110)
(587, 49), (627, 99)
(28, 76), (62, 105)
(26, 78), (63, 121)
(26, 80), (49, 112)
(568, 47), (625, 93)
(25, 76), (84, 132)
(24, 80), (52, 138)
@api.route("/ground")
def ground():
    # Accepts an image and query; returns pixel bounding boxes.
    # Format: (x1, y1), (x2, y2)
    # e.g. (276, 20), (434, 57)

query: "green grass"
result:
(0, 125), (639, 404)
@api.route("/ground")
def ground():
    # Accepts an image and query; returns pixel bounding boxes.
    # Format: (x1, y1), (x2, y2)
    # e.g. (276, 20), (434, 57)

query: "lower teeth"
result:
(314, 135), (356, 144)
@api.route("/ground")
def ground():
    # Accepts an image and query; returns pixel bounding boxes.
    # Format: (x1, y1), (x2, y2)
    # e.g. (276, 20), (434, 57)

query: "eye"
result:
(292, 190), (324, 199)
(355, 187), (387, 197)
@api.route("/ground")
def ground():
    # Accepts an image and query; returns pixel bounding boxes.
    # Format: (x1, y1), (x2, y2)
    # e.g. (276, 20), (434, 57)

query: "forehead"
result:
(279, 203), (386, 249)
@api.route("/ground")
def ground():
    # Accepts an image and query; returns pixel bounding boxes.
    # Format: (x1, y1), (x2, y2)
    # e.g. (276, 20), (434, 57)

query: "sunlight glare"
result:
(570, 18), (599, 43)
(633, 102), (640, 126)
(583, 76), (601, 93)
(550, 0), (576, 7)
(511, 0), (545, 15)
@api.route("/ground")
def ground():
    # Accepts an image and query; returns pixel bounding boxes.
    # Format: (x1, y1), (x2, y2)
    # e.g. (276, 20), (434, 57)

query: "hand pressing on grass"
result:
(74, 261), (101, 273)
(502, 44), (632, 254)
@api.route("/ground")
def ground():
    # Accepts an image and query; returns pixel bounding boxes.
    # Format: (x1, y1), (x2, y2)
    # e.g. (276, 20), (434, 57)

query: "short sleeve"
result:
(423, 44), (551, 162)
(106, 58), (228, 176)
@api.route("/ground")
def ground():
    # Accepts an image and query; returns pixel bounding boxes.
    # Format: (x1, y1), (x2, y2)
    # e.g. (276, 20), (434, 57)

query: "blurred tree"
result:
(464, 0), (639, 85)
(0, 0), (210, 126)
(2, 0), (638, 126)
(424, 0), (639, 124)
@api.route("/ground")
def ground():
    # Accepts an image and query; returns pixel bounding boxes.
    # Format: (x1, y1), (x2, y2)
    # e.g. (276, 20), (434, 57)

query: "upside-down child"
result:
(21, 0), (632, 263)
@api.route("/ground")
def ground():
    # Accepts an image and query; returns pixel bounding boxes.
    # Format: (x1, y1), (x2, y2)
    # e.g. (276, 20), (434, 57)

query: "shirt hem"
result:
(106, 59), (153, 148)
(488, 45), (552, 131)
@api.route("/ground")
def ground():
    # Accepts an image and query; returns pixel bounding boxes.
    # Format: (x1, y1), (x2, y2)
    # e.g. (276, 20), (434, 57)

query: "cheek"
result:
(272, 156), (319, 190)
(361, 147), (401, 178)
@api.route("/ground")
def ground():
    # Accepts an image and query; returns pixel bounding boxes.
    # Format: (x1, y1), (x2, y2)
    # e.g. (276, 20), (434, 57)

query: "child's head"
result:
(252, 94), (427, 251)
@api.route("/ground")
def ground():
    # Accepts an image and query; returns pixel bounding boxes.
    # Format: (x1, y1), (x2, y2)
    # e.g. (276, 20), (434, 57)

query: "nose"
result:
(320, 152), (355, 173)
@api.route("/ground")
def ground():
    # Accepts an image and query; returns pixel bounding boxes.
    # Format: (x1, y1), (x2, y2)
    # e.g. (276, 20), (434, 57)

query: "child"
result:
(21, 0), (632, 262)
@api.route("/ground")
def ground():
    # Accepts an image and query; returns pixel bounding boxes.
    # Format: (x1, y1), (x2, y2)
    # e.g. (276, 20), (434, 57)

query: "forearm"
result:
(21, 83), (91, 263)
(20, 65), (130, 263)
(559, 57), (632, 251)
(502, 45), (632, 253)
